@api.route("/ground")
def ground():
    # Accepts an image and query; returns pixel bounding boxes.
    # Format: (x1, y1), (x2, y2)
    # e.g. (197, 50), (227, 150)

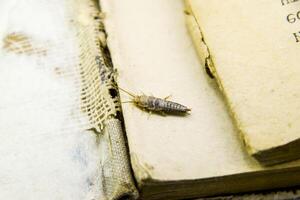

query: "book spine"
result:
(77, 1), (138, 199)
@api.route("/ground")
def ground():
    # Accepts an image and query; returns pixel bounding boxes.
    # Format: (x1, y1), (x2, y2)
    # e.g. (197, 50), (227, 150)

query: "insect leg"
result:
(159, 111), (167, 116)
(163, 94), (172, 100)
(147, 111), (152, 119)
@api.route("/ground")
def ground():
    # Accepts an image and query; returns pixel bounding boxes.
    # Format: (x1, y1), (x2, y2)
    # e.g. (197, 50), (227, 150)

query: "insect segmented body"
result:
(119, 88), (191, 115)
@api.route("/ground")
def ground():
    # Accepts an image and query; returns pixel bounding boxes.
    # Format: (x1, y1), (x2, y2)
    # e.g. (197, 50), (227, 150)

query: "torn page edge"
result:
(184, 1), (255, 157)
(184, 1), (215, 80)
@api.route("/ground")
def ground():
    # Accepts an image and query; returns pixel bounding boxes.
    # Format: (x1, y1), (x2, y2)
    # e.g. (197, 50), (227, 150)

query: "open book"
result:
(101, 0), (300, 199)
(2, 0), (300, 200)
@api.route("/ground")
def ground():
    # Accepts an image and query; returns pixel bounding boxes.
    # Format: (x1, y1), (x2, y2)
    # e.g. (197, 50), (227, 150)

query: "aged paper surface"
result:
(186, 0), (300, 165)
(102, 0), (300, 199)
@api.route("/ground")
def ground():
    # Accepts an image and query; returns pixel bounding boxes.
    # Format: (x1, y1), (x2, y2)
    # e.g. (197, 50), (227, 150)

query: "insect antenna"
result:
(121, 100), (134, 104)
(118, 87), (136, 98)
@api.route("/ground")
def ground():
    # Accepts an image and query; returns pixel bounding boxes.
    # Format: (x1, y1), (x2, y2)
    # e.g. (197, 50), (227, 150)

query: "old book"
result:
(3, 0), (300, 200)
(185, 0), (300, 165)
(100, 0), (300, 199)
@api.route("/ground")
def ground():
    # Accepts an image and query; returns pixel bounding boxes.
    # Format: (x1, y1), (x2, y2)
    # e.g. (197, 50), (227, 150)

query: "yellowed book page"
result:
(101, 0), (300, 199)
(186, 0), (300, 165)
